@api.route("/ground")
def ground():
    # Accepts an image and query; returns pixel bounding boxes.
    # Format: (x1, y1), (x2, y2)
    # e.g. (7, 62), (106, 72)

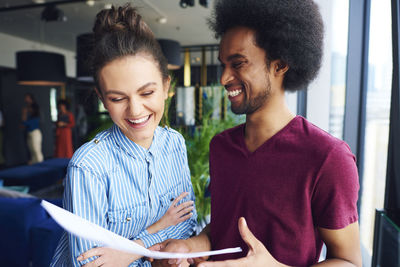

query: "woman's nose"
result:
(127, 98), (143, 116)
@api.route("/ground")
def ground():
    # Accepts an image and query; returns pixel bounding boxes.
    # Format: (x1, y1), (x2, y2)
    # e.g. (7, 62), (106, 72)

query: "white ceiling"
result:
(0, 0), (218, 52)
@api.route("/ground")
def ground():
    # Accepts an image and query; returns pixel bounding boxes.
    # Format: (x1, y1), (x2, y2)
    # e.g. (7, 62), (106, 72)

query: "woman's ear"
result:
(94, 88), (107, 109)
(163, 76), (171, 100)
(94, 87), (103, 101)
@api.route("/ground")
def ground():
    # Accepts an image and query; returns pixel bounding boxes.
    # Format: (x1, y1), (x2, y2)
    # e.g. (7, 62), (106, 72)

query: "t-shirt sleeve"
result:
(312, 141), (360, 229)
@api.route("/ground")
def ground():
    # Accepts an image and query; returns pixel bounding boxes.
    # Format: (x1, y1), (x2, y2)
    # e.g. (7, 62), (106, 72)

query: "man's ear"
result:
(274, 60), (289, 76)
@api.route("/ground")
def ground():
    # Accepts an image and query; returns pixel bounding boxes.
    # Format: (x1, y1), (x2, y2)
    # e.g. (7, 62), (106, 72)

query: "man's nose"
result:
(220, 67), (235, 86)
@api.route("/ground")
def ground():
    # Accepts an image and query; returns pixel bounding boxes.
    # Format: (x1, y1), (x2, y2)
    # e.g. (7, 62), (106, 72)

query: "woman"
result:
(21, 93), (43, 164)
(51, 4), (197, 267)
(55, 99), (75, 158)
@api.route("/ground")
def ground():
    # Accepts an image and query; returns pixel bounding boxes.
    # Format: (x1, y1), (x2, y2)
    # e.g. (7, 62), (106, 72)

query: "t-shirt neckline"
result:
(239, 115), (302, 156)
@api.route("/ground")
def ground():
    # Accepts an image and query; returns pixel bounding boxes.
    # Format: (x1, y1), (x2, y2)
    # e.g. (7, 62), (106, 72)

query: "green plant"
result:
(173, 85), (244, 223)
(180, 113), (237, 223)
(86, 114), (113, 141)
(160, 75), (177, 128)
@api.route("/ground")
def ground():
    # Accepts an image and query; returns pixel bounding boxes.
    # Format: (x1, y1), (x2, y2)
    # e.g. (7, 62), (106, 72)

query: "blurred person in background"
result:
(21, 93), (43, 164)
(55, 99), (75, 158)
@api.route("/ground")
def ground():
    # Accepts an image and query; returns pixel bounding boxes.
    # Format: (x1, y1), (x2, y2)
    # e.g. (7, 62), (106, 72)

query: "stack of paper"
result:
(41, 200), (242, 259)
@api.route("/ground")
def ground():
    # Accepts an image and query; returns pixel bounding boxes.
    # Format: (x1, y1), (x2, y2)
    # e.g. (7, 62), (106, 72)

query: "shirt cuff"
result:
(136, 229), (167, 248)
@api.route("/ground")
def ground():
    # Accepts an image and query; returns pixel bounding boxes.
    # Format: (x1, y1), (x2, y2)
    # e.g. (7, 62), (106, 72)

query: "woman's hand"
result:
(21, 107), (28, 121)
(77, 247), (141, 267)
(57, 121), (66, 127)
(147, 192), (194, 234)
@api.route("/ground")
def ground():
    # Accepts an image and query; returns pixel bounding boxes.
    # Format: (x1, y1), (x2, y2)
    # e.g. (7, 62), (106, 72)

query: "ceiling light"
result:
(16, 51), (66, 86)
(157, 39), (182, 70)
(199, 0), (209, 8)
(157, 17), (167, 24)
(32, 0), (46, 3)
(180, 0), (195, 8)
(76, 33), (94, 82)
(104, 3), (112, 9)
(41, 5), (67, 22)
(142, 0), (168, 25)
(86, 0), (95, 7)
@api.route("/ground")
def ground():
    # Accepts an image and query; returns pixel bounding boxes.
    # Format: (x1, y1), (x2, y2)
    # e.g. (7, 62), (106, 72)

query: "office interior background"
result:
(0, 0), (399, 266)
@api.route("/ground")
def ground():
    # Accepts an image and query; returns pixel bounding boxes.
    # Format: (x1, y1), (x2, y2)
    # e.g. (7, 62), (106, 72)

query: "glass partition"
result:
(372, 210), (400, 267)
(328, 0), (349, 139)
(360, 0), (393, 263)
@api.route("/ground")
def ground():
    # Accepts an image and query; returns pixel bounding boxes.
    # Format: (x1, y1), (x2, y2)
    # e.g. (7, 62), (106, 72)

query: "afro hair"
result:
(209, 0), (324, 91)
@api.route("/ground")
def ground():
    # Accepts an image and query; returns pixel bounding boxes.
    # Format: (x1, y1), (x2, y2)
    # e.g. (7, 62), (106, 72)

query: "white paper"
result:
(41, 200), (242, 259)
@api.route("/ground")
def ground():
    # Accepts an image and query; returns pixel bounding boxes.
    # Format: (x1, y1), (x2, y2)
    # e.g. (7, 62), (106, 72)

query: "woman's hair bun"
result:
(90, 3), (169, 86)
(93, 4), (153, 41)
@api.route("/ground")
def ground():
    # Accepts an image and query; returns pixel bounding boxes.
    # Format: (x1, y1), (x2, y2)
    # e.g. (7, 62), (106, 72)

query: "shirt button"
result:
(126, 217), (132, 222)
(94, 139), (99, 144)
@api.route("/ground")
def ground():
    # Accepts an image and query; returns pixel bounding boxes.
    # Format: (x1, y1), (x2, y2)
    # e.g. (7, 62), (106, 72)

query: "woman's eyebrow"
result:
(104, 82), (157, 95)
(137, 82), (157, 92)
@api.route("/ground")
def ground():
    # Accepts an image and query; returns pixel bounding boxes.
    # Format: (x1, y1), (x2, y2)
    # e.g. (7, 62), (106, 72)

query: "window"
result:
(329, 0), (349, 139)
(359, 0), (393, 262)
(50, 88), (58, 122)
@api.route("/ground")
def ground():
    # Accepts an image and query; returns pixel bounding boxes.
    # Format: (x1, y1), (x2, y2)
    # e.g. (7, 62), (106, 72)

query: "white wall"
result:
(285, 91), (298, 115)
(0, 32), (76, 78)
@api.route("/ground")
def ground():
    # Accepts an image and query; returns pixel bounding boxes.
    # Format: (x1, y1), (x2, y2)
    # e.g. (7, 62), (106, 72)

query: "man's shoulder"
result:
(211, 123), (244, 143)
(293, 116), (351, 155)
(298, 117), (343, 143)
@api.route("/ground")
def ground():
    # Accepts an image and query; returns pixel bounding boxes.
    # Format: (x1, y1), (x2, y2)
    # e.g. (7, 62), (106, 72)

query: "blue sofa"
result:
(0, 158), (69, 193)
(0, 196), (63, 267)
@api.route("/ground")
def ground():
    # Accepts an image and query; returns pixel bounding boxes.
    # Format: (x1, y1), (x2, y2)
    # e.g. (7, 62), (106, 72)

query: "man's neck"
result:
(244, 95), (295, 153)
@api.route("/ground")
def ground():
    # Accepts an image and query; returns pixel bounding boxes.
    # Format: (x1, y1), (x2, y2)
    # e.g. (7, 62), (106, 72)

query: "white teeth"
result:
(128, 116), (149, 124)
(227, 89), (242, 97)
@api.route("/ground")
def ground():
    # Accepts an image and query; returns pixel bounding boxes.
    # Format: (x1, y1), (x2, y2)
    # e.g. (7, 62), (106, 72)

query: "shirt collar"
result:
(148, 127), (161, 158)
(111, 124), (161, 160)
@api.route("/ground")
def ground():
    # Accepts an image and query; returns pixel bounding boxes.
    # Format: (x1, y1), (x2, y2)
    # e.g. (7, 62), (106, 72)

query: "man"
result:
(156, 0), (362, 266)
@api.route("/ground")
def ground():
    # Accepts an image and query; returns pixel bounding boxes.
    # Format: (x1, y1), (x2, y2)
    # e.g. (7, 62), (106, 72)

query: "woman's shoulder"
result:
(156, 126), (186, 152)
(157, 126), (185, 142)
(69, 128), (114, 170)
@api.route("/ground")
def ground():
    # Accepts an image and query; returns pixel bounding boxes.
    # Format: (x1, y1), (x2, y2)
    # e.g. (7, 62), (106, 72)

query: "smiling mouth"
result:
(227, 89), (242, 97)
(126, 115), (151, 125)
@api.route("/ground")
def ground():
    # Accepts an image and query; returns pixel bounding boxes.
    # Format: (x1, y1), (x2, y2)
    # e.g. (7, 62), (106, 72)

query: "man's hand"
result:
(198, 217), (285, 267)
(150, 224), (211, 267)
(150, 239), (191, 267)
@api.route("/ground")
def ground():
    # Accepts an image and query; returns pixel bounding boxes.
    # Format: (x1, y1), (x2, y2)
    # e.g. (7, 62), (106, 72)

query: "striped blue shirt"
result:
(51, 125), (197, 266)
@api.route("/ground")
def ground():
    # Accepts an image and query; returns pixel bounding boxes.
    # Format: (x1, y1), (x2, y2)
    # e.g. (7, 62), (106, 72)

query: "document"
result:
(41, 200), (242, 259)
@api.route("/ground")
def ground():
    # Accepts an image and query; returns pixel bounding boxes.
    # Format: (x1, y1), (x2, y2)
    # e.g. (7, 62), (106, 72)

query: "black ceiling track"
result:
(0, 0), (89, 13)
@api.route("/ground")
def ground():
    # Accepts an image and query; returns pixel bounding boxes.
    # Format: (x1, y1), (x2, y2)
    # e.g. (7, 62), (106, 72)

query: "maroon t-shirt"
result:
(209, 116), (359, 266)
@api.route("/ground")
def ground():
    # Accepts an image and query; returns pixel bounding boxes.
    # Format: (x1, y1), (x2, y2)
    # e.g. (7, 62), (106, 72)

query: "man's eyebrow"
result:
(218, 53), (246, 63)
(104, 82), (157, 95)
